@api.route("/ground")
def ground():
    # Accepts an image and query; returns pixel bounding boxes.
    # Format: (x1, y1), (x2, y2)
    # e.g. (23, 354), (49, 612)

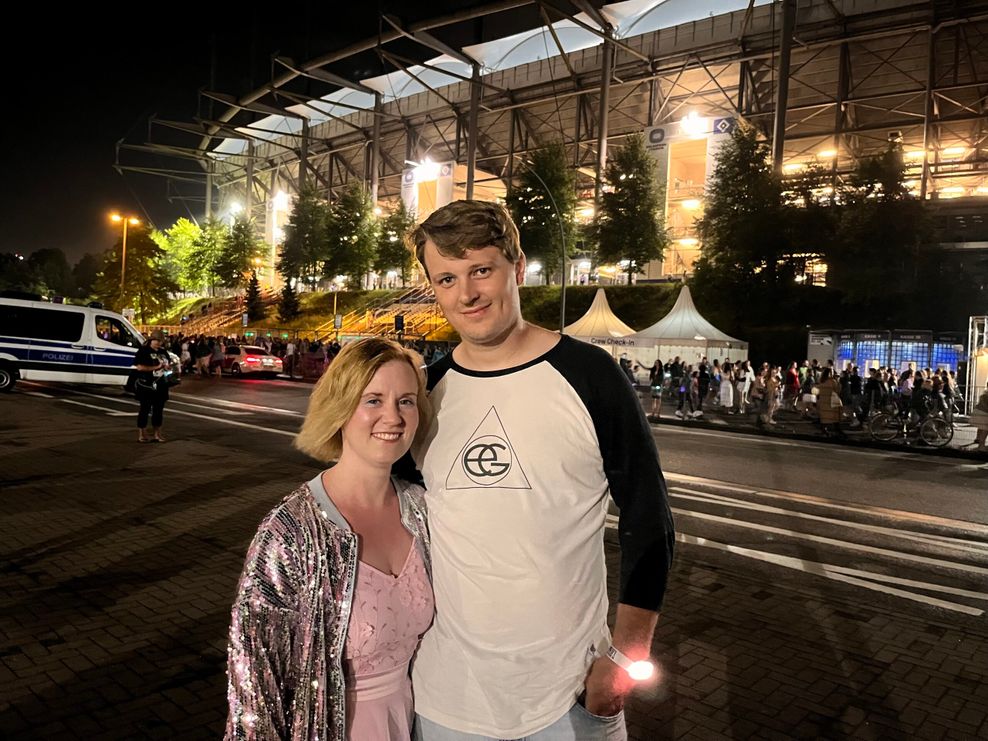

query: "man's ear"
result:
(515, 252), (527, 286)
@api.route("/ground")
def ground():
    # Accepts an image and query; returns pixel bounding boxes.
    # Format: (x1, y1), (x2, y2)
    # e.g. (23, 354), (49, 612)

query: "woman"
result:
(133, 330), (173, 443)
(225, 338), (433, 741)
(720, 362), (735, 413)
(816, 367), (845, 438)
(647, 359), (664, 419)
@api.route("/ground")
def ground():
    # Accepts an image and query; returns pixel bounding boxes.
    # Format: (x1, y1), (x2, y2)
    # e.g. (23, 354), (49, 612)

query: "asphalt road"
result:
(2, 377), (987, 739)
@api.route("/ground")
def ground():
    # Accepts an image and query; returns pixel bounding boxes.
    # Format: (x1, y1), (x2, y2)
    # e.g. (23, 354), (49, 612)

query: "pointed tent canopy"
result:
(631, 286), (744, 344)
(625, 286), (748, 364)
(563, 289), (635, 339)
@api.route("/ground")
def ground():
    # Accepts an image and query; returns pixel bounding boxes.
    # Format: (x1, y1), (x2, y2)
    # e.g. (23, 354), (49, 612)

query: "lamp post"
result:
(110, 213), (140, 297)
(521, 165), (569, 333)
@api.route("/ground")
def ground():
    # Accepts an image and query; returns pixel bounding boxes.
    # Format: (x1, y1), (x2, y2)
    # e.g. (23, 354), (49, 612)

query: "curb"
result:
(647, 414), (988, 462)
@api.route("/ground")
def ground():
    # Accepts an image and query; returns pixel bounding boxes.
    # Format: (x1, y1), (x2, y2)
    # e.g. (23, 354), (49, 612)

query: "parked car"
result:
(222, 345), (283, 377)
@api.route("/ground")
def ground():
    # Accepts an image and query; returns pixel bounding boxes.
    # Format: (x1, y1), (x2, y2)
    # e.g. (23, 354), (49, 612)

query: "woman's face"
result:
(341, 360), (420, 469)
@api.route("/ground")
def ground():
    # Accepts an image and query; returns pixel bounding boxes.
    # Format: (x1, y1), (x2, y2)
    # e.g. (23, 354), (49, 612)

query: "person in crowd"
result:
(897, 369), (914, 414)
(719, 361), (736, 413)
(407, 200), (674, 740)
(209, 337), (225, 378)
(784, 362), (800, 410)
(647, 359), (664, 420)
(195, 336), (211, 377)
(697, 359), (710, 414)
(971, 379), (988, 450)
(816, 367), (845, 438)
(676, 365), (697, 419)
(225, 338), (433, 740)
(759, 366), (781, 426)
(133, 330), (173, 443)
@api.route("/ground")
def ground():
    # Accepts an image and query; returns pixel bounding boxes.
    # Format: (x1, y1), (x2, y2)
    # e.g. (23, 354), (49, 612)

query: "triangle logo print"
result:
(445, 406), (532, 490)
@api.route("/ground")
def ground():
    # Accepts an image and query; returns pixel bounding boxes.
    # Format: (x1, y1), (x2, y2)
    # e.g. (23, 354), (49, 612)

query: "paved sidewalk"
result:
(2, 394), (986, 739)
(640, 391), (986, 461)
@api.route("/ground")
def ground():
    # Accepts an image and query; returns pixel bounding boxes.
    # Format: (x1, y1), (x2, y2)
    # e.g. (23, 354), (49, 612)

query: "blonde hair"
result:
(409, 199), (522, 278)
(294, 338), (430, 463)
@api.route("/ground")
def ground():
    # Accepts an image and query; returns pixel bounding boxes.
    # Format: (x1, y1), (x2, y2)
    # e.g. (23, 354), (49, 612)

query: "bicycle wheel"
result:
(868, 413), (901, 442)
(920, 417), (953, 448)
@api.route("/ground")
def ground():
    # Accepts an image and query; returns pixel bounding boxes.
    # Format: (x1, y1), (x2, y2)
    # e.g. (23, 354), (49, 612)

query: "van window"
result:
(95, 316), (142, 347)
(0, 305), (85, 342)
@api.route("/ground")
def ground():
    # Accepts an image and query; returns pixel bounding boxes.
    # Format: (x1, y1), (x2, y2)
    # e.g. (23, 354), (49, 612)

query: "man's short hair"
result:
(409, 200), (522, 278)
(294, 337), (430, 462)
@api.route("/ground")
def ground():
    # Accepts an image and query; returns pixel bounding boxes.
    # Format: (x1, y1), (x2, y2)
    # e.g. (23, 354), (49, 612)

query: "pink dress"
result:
(344, 544), (434, 740)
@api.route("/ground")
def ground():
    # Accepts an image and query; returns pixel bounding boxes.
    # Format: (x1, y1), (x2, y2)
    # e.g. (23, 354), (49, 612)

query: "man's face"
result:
(423, 240), (525, 348)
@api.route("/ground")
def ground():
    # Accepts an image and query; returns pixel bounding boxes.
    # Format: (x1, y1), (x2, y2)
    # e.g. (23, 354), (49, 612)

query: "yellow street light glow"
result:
(976, 185), (988, 194)
(817, 149), (837, 159)
(782, 162), (805, 173)
(677, 237), (699, 246)
(941, 146), (967, 157)
(680, 199), (702, 210)
(940, 186), (965, 194)
(373, 206), (383, 216)
(904, 150), (927, 160)
(578, 206), (595, 219)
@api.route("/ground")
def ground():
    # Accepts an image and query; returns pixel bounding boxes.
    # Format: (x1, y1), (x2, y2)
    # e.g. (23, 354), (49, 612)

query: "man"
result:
(407, 200), (675, 740)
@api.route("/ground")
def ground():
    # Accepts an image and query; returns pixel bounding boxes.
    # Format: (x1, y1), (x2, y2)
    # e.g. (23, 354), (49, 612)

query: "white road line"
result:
(603, 515), (983, 615)
(669, 488), (988, 553)
(824, 565), (988, 601)
(24, 391), (55, 398)
(166, 399), (255, 416)
(21, 383), (297, 439)
(664, 472), (986, 533)
(59, 400), (132, 417)
(169, 392), (304, 417)
(670, 507), (988, 576)
(677, 532), (984, 617)
(657, 425), (961, 466)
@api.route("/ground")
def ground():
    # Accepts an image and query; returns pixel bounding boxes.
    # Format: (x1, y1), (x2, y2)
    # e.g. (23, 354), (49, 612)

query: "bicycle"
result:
(868, 410), (954, 448)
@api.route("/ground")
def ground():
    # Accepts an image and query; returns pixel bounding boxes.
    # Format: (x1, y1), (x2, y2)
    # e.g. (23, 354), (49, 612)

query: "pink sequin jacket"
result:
(224, 475), (431, 740)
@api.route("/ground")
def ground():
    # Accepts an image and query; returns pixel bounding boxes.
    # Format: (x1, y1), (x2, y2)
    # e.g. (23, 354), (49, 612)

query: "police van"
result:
(0, 294), (147, 392)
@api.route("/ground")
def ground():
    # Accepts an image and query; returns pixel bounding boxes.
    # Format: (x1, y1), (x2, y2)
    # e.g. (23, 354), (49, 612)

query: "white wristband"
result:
(605, 645), (655, 681)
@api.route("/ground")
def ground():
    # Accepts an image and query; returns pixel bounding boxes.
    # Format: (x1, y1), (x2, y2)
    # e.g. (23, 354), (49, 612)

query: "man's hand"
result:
(583, 655), (634, 717)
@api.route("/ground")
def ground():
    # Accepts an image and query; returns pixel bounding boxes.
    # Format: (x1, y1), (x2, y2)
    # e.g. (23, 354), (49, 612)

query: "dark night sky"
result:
(1, 1), (519, 267)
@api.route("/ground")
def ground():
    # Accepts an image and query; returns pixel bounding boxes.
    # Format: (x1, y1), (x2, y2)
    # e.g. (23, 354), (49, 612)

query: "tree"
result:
(27, 248), (73, 296)
(693, 124), (793, 292)
(72, 253), (102, 299)
(152, 218), (202, 293)
(186, 218), (227, 295)
(93, 228), (178, 322)
(277, 280), (301, 322)
(593, 133), (668, 280)
(245, 270), (265, 321)
(279, 185), (329, 288)
(216, 216), (264, 289)
(325, 183), (378, 287)
(0, 252), (41, 293)
(373, 200), (417, 286)
(826, 146), (933, 303)
(506, 142), (577, 282)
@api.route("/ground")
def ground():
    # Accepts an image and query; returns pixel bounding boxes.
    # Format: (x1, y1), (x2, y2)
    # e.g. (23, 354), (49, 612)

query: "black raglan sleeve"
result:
(551, 338), (675, 611)
(391, 354), (454, 484)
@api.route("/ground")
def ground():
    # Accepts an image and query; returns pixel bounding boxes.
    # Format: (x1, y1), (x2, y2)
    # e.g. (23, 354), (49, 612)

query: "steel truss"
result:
(119, 0), (988, 234)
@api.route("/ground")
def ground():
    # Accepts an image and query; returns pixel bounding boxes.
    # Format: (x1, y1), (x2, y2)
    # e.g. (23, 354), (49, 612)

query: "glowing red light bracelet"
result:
(602, 645), (655, 681)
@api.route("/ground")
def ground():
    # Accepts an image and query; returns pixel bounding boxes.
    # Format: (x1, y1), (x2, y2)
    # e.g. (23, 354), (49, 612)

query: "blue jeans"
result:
(414, 704), (626, 741)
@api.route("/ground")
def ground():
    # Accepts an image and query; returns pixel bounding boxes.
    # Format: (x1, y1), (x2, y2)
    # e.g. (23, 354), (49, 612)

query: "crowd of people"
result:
(627, 355), (963, 438)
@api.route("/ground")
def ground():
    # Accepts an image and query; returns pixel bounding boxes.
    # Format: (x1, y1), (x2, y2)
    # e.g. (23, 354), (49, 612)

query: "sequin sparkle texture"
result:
(224, 480), (431, 741)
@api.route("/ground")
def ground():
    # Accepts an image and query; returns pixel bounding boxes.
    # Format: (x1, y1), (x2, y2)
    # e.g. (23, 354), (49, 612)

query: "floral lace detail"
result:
(344, 546), (434, 678)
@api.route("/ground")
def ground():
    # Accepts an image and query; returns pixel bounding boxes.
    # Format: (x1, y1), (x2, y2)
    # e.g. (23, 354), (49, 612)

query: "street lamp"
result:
(110, 213), (140, 297)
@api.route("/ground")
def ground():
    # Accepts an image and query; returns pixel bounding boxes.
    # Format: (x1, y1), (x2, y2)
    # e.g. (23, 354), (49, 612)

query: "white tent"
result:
(624, 286), (748, 366)
(563, 289), (637, 355)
